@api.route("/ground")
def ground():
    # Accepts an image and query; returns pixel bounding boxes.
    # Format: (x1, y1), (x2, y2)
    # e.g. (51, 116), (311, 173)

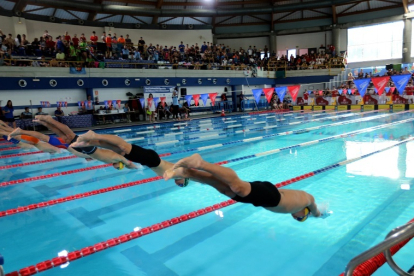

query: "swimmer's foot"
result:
(163, 168), (190, 187)
(77, 130), (97, 143)
(8, 127), (22, 139)
(173, 153), (203, 170)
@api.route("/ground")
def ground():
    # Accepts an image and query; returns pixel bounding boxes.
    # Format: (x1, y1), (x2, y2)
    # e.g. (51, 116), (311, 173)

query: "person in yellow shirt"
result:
(117, 35), (126, 44)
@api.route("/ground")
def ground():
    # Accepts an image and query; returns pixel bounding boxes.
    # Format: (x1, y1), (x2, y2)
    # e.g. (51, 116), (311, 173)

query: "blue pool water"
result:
(1, 110), (414, 276)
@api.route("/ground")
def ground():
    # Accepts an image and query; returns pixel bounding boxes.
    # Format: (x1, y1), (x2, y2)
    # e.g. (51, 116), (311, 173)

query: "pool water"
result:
(1, 110), (414, 276)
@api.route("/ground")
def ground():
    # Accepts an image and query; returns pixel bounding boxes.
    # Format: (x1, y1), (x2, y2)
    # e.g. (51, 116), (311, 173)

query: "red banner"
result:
(371, 76), (390, 96)
(288, 85), (301, 102)
(263, 88), (275, 103)
(193, 94), (200, 106)
(390, 87), (396, 93)
(318, 90), (323, 96)
(209, 93), (218, 106)
(160, 97), (166, 107)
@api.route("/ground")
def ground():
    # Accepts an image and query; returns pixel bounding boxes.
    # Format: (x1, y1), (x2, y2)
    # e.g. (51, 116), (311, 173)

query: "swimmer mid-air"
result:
(71, 130), (329, 221)
(7, 116), (136, 169)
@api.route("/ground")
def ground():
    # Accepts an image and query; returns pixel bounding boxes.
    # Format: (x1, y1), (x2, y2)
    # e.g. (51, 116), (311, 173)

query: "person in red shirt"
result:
(72, 34), (79, 47)
(45, 36), (55, 54)
(64, 31), (71, 44)
(105, 34), (112, 58)
(405, 84), (414, 103)
(90, 31), (98, 46)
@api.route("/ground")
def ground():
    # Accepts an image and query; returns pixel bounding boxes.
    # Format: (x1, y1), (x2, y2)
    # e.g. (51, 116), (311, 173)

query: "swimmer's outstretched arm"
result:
(88, 148), (137, 169)
(71, 130), (131, 155)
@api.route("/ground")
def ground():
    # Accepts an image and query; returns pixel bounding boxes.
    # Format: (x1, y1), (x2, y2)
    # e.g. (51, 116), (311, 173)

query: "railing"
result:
(344, 221), (414, 276)
(210, 101), (234, 113)
(240, 99), (268, 111)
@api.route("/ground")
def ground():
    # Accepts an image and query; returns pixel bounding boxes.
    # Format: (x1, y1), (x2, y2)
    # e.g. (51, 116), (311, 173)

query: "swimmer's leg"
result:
(34, 115), (76, 143)
(32, 141), (61, 154)
(171, 153), (251, 197)
(8, 128), (50, 143)
(71, 130), (131, 154)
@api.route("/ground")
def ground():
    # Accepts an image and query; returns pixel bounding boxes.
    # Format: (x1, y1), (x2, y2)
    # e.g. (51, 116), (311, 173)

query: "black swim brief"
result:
(232, 181), (281, 208)
(124, 144), (161, 168)
(70, 135), (98, 155)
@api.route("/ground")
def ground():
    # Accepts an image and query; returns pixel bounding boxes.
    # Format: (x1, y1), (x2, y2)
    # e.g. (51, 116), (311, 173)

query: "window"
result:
(348, 21), (404, 63)
(287, 49), (296, 58)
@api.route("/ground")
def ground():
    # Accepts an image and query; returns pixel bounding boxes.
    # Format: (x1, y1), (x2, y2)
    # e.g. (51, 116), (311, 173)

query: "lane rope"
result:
(5, 137), (414, 276)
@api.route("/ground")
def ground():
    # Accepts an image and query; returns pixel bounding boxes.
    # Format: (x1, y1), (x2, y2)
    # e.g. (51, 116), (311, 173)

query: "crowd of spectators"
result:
(0, 28), (341, 70)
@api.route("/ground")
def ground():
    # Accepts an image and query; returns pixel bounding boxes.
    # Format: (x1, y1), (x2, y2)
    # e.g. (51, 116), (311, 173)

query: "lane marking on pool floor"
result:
(2, 117), (413, 217)
(6, 136), (414, 276)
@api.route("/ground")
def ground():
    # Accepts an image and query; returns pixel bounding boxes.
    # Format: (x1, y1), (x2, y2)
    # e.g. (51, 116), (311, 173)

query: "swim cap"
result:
(115, 162), (124, 170)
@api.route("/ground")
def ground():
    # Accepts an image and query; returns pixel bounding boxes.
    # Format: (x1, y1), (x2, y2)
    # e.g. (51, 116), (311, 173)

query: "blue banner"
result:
(275, 87), (287, 101)
(385, 87), (390, 93)
(185, 95), (192, 106)
(252, 89), (262, 104)
(112, 100), (117, 107)
(139, 98), (145, 108)
(104, 100), (108, 108)
(353, 78), (371, 97)
(391, 74), (411, 95)
(348, 89), (352, 95)
(200, 94), (209, 106)
(69, 67), (86, 74)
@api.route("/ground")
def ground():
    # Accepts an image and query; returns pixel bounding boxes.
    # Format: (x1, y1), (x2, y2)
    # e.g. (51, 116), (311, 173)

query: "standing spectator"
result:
(125, 34), (132, 45)
(238, 91), (246, 111)
(55, 36), (65, 53)
(134, 48), (141, 60)
(105, 33), (112, 58)
(101, 31), (106, 42)
(179, 41), (185, 58)
(147, 93), (156, 122)
(147, 43), (155, 60)
(138, 37), (145, 53)
(118, 35), (125, 44)
(221, 93), (228, 102)
(201, 41), (207, 53)
(172, 88), (180, 120)
(90, 31), (98, 47)
(72, 34), (79, 47)
(79, 38), (88, 60)
(3, 100), (16, 128)
(20, 107), (32, 119)
(85, 95), (94, 114)
(122, 45), (129, 59)
(15, 34), (21, 49)
(64, 31), (71, 43)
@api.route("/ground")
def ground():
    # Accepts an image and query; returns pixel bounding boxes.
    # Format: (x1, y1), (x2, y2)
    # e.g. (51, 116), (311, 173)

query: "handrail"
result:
(344, 222), (414, 276)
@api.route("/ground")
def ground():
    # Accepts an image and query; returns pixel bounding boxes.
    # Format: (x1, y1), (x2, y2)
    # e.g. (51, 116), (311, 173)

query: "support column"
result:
(332, 27), (340, 56)
(269, 33), (277, 54)
(212, 34), (217, 45)
(403, 18), (412, 64)
(231, 85), (237, 112)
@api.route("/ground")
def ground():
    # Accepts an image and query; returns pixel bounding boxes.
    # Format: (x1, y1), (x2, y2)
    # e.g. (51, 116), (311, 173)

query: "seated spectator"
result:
(55, 106), (64, 117)
(156, 102), (167, 120)
(56, 49), (65, 61)
(118, 35), (125, 44)
(122, 45), (129, 59)
(49, 57), (58, 67)
(21, 107), (32, 119)
(35, 107), (47, 115)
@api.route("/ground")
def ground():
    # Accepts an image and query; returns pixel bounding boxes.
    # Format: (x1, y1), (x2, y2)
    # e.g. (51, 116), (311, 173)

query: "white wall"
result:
(93, 88), (142, 104)
(0, 16), (16, 36)
(277, 31), (332, 53)
(0, 16), (212, 46)
(217, 37), (270, 51)
(0, 89), (85, 115)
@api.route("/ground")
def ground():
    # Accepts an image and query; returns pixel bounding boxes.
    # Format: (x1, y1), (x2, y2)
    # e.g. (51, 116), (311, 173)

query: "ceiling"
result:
(0, 0), (409, 28)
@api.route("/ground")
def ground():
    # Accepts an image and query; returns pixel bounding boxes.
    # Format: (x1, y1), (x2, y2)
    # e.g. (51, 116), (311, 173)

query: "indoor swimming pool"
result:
(1, 109), (414, 276)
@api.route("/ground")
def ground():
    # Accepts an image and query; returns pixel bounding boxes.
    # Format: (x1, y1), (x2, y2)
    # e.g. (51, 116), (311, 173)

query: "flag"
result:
(139, 98), (145, 108)
(200, 94), (209, 106)
(371, 76), (390, 96)
(319, 90), (323, 96)
(153, 97), (159, 108)
(116, 100), (121, 108)
(252, 89), (262, 104)
(185, 95), (192, 106)
(209, 93), (218, 106)
(193, 94), (200, 106)
(385, 87), (390, 93)
(104, 100), (108, 108)
(263, 88), (275, 103)
(353, 78), (371, 97)
(275, 87), (287, 101)
(69, 67), (86, 74)
(348, 89), (352, 95)
(391, 75), (411, 95)
(160, 97), (166, 107)
(112, 100), (117, 107)
(287, 85), (301, 102)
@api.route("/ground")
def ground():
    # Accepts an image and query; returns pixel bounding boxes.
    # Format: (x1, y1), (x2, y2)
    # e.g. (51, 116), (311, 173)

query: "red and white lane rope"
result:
(0, 151), (43, 160)
(339, 218), (414, 276)
(4, 137), (414, 276)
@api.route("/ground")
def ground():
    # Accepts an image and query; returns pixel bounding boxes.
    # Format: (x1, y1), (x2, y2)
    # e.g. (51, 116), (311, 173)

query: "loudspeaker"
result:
(386, 64), (393, 70)
(181, 88), (187, 96)
(224, 87), (228, 92)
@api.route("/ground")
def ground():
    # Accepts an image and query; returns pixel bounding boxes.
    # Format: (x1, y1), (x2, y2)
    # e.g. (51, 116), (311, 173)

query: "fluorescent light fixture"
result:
(32, 79), (40, 82)
(135, 79), (140, 81)
(401, 184), (410, 190)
